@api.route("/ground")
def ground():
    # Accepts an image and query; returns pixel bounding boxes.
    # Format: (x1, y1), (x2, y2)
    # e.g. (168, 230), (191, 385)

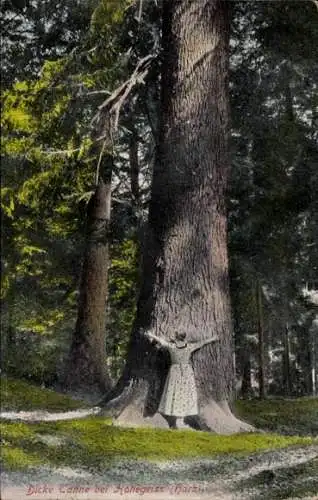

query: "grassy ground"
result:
(1, 377), (89, 411)
(1, 417), (314, 471)
(235, 397), (318, 436)
(1, 376), (317, 474)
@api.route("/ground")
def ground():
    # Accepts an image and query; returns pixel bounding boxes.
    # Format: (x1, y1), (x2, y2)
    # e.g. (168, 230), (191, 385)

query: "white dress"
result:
(158, 345), (198, 417)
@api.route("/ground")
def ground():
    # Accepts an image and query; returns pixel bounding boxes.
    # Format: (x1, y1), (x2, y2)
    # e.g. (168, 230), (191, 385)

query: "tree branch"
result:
(90, 54), (156, 135)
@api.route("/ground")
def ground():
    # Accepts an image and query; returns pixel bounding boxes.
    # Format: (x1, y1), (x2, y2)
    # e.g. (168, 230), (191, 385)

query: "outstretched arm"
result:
(142, 329), (171, 348)
(190, 335), (219, 353)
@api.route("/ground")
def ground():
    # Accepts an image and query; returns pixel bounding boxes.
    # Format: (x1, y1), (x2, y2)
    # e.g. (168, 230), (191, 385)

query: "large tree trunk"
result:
(101, 0), (253, 433)
(63, 172), (112, 401)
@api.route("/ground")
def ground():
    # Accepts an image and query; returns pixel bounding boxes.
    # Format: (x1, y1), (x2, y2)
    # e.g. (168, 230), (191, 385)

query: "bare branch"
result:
(84, 90), (112, 96)
(97, 54), (154, 112)
(137, 0), (143, 23)
(43, 147), (81, 156)
(112, 197), (131, 205)
(41, 54), (157, 162)
(90, 54), (156, 136)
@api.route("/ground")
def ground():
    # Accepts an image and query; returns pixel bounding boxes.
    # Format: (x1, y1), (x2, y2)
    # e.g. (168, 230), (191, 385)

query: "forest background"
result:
(1, 0), (318, 403)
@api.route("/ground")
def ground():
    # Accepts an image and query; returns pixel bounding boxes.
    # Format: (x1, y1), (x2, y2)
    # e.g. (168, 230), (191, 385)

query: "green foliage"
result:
(2, 327), (67, 384)
(107, 239), (139, 379)
(1, 0), (143, 385)
(1, 447), (43, 470)
(229, 1), (318, 397)
(1, 377), (89, 411)
(1, 0), (95, 87)
(91, 0), (133, 31)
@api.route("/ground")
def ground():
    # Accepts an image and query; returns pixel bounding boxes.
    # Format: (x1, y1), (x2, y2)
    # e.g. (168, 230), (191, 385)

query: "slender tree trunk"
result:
(63, 167), (112, 400)
(256, 281), (266, 399)
(241, 349), (252, 399)
(297, 327), (312, 396)
(128, 122), (148, 302)
(129, 124), (140, 212)
(101, 0), (253, 433)
(311, 319), (318, 396)
(282, 322), (291, 396)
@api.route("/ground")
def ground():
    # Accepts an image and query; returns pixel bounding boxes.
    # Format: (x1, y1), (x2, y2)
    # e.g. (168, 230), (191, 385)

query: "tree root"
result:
(200, 400), (255, 434)
(115, 403), (169, 429)
(106, 398), (255, 434)
(99, 378), (255, 434)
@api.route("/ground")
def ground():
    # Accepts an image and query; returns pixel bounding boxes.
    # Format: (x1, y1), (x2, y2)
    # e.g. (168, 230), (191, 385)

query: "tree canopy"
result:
(1, 0), (317, 400)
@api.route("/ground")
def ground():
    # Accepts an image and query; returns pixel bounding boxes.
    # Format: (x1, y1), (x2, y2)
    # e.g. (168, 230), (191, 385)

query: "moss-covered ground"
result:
(1, 377), (317, 475)
(2, 416), (315, 471)
(235, 397), (318, 436)
(1, 377), (89, 411)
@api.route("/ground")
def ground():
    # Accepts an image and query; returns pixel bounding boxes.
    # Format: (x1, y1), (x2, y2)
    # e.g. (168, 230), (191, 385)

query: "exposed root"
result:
(100, 379), (255, 434)
(115, 403), (169, 429)
(98, 379), (136, 417)
(101, 378), (170, 428)
(112, 399), (254, 434)
(200, 400), (255, 434)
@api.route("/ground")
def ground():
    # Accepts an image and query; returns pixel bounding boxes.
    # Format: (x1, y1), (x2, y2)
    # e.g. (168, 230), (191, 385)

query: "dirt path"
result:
(0, 408), (100, 421)
(2, 445), (318, 500)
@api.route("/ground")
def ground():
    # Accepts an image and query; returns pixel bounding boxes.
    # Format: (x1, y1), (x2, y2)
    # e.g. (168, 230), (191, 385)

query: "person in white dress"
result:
(143, 329), (219, 429)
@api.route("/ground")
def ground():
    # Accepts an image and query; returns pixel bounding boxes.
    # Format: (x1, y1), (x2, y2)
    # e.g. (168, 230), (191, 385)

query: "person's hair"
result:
(175, 331), (186, 341)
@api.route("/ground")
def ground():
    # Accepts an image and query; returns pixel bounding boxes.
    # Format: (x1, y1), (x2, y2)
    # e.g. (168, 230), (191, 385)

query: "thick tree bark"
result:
(63, 174), (112, 400)
(101, 0), (253, 433)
